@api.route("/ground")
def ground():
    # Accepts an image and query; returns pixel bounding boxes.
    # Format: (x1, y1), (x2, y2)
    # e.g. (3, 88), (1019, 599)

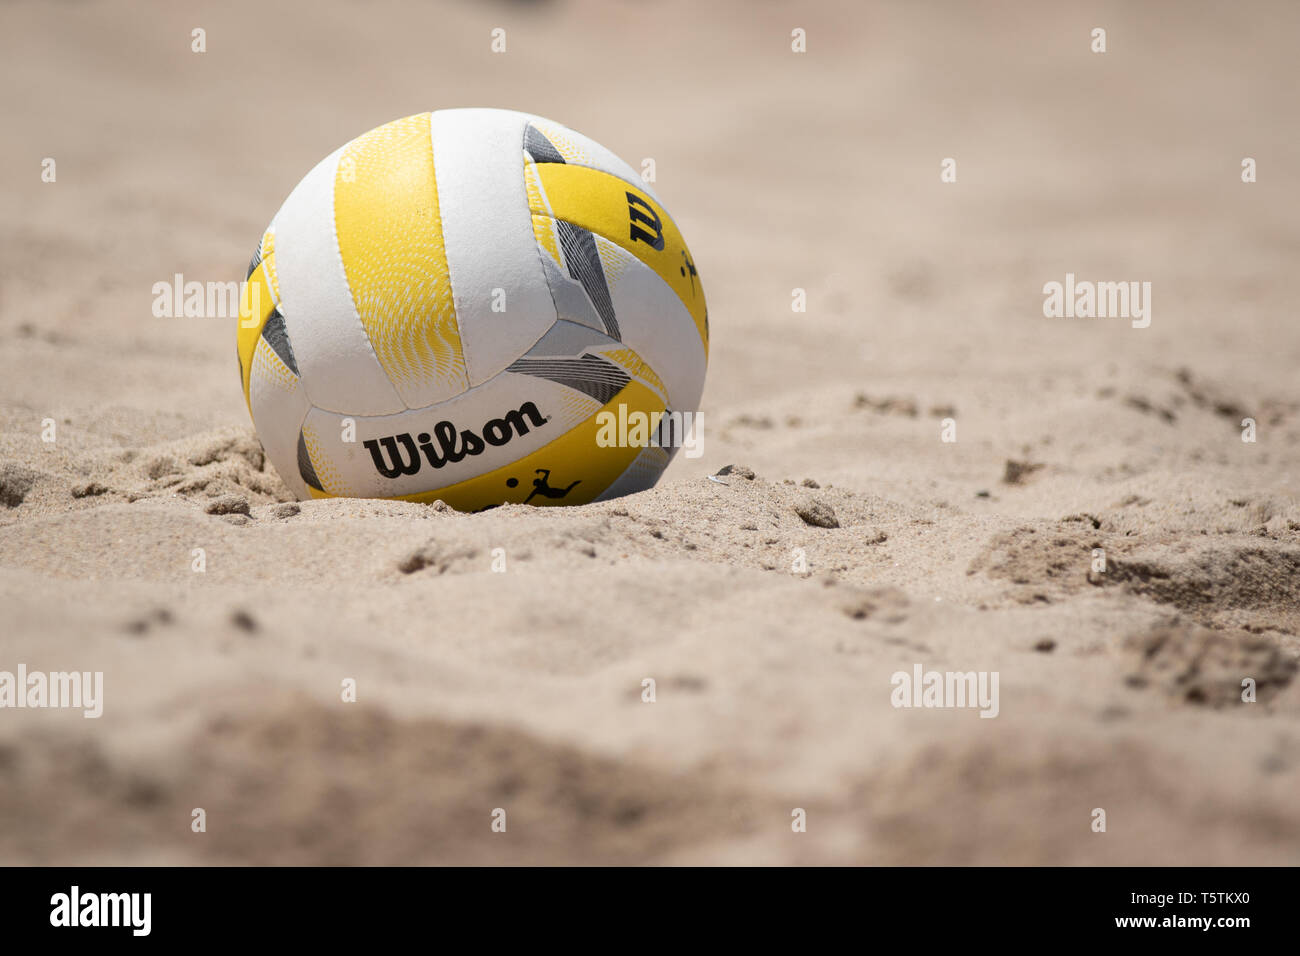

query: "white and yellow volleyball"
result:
(237, 108), (708, 511)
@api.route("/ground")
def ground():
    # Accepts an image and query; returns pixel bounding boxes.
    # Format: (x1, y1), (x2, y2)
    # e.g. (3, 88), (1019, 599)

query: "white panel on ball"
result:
(429, 109), (558, 387)
(299, 373), (600, 499)
(591, 235), (706, 415)
(271, 147), (407, 417)
(248, 339), (312, 501)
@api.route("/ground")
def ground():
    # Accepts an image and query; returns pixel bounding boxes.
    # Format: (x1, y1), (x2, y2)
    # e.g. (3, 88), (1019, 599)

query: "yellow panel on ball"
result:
(334, 112), (468, 405)
(527, 163), (708, 355)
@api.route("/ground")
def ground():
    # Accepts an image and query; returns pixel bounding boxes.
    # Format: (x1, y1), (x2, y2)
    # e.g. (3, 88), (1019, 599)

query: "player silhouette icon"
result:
(519, 468), (580, 503)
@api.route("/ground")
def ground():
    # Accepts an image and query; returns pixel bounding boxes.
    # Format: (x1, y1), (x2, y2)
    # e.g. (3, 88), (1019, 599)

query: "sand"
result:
(1, 0), (1298, 865)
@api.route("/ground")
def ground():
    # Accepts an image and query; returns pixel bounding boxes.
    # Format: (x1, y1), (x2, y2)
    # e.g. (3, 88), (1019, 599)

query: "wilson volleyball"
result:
(236, 108), (708, 510)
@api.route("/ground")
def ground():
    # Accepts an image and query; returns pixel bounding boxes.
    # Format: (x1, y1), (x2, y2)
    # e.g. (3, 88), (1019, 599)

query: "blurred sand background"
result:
(1, 0), (1299, 864)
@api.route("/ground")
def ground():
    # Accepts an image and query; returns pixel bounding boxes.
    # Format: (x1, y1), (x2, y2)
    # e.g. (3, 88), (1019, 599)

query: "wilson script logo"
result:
(364, 402), (548, 479)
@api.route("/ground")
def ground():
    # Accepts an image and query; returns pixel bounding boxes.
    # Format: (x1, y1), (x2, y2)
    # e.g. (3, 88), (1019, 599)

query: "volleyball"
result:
(236, 108), (707, 510)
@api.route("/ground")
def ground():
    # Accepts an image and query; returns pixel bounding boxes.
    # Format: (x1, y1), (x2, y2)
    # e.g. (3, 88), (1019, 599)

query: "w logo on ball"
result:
(626, 192), (664, 251)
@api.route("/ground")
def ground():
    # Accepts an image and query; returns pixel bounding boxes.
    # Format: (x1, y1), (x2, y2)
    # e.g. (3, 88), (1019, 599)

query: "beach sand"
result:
(1, 0), (1298, 864)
